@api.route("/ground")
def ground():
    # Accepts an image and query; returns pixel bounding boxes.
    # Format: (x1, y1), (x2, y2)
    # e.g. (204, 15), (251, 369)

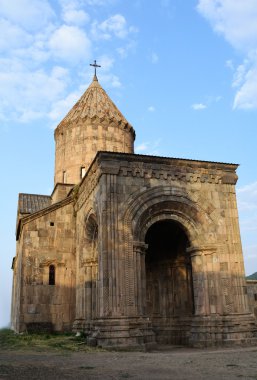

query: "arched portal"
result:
(145, 220), (194, 345)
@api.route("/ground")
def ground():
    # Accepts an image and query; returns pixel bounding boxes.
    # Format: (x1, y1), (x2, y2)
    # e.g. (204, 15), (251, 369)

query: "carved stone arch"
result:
(123, 185), (216, 248)
(84, 206), (98, 228)
(138, 210), (198, 246)
(120, 186), (217, 320)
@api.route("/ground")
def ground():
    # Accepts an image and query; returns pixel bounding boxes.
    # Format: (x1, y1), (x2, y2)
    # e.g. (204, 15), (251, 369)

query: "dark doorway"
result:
(145, 220), (194, 344)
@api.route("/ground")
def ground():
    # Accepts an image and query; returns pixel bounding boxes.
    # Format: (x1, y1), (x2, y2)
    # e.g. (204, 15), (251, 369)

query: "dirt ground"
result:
(1, 345), (257, 380)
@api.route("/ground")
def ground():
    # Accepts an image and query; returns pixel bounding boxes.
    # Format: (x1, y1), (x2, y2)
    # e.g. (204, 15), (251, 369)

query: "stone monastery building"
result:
(11, 68), (257, 348)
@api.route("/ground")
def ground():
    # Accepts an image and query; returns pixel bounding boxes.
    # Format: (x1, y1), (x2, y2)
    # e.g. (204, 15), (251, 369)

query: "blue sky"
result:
(1, 0), (257, 328)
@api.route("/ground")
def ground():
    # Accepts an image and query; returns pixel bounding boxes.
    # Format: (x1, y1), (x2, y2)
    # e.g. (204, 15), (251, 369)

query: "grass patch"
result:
(0, 328), (104, 353)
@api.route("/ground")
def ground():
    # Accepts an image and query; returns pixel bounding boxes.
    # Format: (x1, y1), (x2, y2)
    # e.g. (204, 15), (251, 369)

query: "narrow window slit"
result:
(49, 265), (55, 285)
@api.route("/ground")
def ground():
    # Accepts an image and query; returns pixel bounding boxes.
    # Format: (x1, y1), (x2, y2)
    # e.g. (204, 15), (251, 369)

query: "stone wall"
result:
(54, 119), (134, 185)
(72, 152), (256, 347)
(12, 200), (76, 332)
(12, 151), (257, 347)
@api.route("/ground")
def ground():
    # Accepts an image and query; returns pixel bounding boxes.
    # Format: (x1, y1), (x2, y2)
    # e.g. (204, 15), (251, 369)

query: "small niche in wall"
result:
(254, 294), (257, 301)
(50, 222), (54, 227)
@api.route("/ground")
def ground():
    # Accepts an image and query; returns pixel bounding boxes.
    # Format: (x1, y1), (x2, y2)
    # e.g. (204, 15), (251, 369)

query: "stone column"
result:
(85, 265), (91, 320)
(187, 245), (217, 316)
(133, 242), (148, 316)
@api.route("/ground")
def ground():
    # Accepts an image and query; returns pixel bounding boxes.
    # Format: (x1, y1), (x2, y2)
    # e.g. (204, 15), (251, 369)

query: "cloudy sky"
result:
(1, 0), (257, 328)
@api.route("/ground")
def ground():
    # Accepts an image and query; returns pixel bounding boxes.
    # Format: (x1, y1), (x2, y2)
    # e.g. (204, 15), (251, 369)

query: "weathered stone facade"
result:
(11, 75), (257, 348)
(246, 281), (257, 319)
(12, 198), (76, 332)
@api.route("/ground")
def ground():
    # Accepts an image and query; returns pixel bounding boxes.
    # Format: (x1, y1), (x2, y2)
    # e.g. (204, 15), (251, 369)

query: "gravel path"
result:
(0, 345), (257, 379)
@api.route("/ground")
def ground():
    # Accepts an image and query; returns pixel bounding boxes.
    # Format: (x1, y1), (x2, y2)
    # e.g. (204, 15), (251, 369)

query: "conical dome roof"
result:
(54, 75), (135, 185)
(56, 75), (133, 131)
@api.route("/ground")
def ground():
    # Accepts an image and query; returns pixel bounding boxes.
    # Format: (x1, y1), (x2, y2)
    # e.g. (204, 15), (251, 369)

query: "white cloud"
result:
(63, 9), (89, 25)
(91, 14), (137, 40)
(197, 0), (257, 51)
(135, 142), (149, 152)
(238, 181), (257, 211)
(0, 0), (55, 32)
(232, 61), (248, 88)
(14, 44), (50, 65)
(81, 0), (116, 6)
(148, 106), (155, 112)
(238, 180), (257, 195)
(117, 41), (137, 59)
(0, 62), (69, 123)
(97, 55), (114, 71)
(135, 139), (161, 155)
(0, 19), (32, 51)
(100, 73), (121, 88)
(0, 1), (138, 125)
(233, 61), (257, 109)
(59, 0), (90, 26)
(19, 110), (45, 123)
(191, 103), (207, 110)
(49, 25), (91, 64)
(49, 91), (81, 123)
(197, 0), (257, 110)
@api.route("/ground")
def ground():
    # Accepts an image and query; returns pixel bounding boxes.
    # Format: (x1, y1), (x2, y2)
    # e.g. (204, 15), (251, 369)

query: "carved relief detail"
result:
(119, 165), (223, 184)
(118, 162), (238, 185)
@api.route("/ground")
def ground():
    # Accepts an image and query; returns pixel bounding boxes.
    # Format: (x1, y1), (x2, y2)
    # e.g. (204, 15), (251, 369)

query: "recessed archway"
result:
(145, 219), (194, 345)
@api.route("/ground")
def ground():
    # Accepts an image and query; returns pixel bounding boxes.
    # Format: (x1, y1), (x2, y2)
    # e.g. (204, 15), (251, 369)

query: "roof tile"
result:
(19, 194), (51, 214)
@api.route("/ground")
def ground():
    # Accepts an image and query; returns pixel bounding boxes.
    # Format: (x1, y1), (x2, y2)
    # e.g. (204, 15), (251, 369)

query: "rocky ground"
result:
(1, 345), (257, 380)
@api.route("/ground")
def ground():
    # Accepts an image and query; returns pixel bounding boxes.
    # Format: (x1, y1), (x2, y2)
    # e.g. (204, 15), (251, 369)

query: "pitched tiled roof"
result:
(19, 193), (51, 214)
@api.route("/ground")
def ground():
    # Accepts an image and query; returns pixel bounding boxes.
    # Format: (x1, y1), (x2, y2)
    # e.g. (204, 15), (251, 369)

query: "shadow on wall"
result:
(12, 282), (76, 333)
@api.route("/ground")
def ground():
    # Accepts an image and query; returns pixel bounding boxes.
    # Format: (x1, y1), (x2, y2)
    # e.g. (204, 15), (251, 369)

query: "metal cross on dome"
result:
(90, 60), (101, 76)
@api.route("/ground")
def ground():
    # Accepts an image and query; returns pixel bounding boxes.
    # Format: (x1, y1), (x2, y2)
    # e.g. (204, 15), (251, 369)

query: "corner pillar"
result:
(133, 241), (148, 316)
(187, 245), (217, 316)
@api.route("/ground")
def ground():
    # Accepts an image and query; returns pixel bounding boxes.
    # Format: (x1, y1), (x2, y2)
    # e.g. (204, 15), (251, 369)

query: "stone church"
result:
(11, 66), (257, 348)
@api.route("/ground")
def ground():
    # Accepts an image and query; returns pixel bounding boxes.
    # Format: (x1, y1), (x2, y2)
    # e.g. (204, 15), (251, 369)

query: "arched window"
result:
(85, 214), (98, 257)
(49, 265), (55, 285)
(81, 166), (86, 179)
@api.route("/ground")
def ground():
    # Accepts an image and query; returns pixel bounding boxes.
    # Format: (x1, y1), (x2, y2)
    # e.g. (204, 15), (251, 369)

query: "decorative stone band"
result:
(119, 166), (238, 185)
(74, 155), (238, 213)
